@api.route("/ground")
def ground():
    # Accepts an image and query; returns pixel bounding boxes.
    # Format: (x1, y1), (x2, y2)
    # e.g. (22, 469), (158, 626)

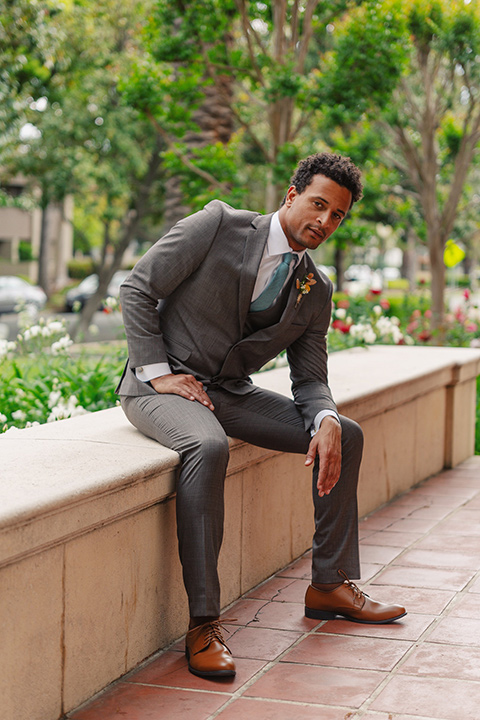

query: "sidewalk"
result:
(68, 456), (480, 720)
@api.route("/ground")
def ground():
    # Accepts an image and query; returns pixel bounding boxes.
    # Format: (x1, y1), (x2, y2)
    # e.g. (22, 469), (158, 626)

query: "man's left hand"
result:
(305, 416), (342, 497)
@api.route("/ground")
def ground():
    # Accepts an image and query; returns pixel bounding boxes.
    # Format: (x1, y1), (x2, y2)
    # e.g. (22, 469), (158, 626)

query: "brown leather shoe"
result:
(185, 621), (236, 678)
(305, 570), (406, 624)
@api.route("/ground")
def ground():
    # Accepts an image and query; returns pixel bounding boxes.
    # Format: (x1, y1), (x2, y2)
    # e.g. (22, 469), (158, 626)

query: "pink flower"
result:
(424, 309), (432, 319)
(407, 321), (419, 333)
(411, 309), (421, 319)
(465, 322), (477, 332)
(370, 288), (382, 296)
(337, 299), (350, 309)
(380, 299), (390, 310)
(464, 289), (471, 300)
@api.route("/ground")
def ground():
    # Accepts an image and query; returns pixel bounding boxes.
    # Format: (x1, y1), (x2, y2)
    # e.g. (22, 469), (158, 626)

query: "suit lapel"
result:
(237, 212), (273, 333)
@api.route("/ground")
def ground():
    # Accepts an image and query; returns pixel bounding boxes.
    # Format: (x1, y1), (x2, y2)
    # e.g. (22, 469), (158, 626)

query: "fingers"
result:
(305, 419), (342, 497)
(150, 373), (215, 410)
(316, 453), (341, 497)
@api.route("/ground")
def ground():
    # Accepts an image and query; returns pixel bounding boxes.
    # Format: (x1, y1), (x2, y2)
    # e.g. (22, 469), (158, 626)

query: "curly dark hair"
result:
(286, 152), (363, 208)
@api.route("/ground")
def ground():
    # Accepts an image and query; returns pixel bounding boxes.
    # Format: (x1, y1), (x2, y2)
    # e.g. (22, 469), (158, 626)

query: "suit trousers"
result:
(121, 384), (363, 618)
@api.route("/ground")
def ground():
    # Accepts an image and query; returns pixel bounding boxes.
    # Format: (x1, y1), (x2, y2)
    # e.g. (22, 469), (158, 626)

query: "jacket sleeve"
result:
(119, 201), (223, 369)
(286, 279), (337, 431)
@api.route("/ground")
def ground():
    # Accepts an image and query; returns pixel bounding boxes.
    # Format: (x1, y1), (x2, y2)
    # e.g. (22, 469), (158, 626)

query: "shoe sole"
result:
(187, 665), (236, 678)
(305, 607), (407, 624)
(185, 648), (236, 678)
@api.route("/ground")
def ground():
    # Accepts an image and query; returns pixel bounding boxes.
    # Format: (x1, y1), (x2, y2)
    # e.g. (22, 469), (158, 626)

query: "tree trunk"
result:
(71, 139), (164, 340)
(429, 228), (446, 332)
(37, 195), (51, 297)
(335, 245), (345, 292)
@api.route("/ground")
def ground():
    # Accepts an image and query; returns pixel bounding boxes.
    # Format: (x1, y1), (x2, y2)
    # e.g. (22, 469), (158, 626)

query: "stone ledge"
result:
(1, 344), (480, 720)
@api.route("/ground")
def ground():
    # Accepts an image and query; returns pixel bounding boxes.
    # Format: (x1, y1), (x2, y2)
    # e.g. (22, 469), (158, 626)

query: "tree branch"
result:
(145, 110), (234, 194)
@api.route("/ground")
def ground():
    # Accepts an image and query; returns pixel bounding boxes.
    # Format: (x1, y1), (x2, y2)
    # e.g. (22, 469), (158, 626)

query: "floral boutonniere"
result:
(295, 273), (317, 307)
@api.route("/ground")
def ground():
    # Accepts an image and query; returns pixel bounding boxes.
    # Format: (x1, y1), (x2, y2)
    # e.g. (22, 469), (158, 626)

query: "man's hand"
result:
(305, 416), (342, 497)
(150, 373), (215, 411)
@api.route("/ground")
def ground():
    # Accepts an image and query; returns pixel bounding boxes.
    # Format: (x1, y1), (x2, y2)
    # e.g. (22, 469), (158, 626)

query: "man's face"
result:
(279, 174), (352, 252)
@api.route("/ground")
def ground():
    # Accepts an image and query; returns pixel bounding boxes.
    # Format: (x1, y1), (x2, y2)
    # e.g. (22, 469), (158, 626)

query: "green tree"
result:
(125, 0), (360, 215)
(323, 0), (480, 324)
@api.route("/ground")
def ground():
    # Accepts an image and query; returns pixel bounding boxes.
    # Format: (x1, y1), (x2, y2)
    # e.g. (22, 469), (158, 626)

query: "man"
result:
(117, 152), (406, 679)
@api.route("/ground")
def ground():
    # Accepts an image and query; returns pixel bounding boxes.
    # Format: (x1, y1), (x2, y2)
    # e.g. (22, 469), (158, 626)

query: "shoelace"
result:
(338, 569), (368, 604)
(194, 619), (235, 654)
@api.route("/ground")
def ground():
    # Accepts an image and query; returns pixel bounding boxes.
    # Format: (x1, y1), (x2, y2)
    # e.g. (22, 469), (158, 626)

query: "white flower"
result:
(48, 390), (62, 408)
(51, 335), (73, 355)
(335, 308), (347, 319)
(12, 409), (27, 422)
(373, 305), (382, 315)
(0, 339), (14, 357)
(88, 324), (99, 336)
(0, 413), (7, 423)
(47, 320), (64, 334)
(350, 322), (377, 344)
(47, 395), (88, 422)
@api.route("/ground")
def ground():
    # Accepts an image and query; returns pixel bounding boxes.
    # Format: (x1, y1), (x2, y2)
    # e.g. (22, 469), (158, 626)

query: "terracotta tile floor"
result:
(69, 456), (480, 720)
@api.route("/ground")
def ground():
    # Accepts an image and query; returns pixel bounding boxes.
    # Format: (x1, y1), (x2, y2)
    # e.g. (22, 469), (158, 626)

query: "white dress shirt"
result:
(135, 211), (339, 432)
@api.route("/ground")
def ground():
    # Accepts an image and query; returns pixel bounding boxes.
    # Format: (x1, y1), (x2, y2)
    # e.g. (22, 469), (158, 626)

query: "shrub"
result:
(68, 258), (95, 279)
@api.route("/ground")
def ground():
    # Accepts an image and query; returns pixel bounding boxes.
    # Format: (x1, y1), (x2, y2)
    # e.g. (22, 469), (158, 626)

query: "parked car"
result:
(0, 275), (47, 314)
(64, 270), (130, 311)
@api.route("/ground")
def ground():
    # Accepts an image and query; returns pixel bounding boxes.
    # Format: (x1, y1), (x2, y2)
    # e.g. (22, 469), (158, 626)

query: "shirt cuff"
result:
(135, 362), (172, 382)
(311, 410), (341, 436)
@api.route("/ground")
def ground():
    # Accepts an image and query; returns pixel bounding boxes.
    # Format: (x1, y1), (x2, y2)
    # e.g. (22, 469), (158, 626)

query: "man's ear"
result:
(284, 185), (297, 207)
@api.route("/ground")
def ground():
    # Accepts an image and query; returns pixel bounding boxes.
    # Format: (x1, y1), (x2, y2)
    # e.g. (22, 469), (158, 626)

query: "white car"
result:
(0, 276), (47, 314)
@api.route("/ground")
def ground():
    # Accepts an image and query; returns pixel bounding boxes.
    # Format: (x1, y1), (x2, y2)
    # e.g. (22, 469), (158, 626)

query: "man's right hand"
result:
(150, 373), (215, 411)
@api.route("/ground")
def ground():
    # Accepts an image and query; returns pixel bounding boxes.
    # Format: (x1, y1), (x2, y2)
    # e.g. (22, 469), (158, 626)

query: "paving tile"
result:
(407, 505), (453, 520)
(359, 544), (404, 565)
(220, 598), (267, 625)
(360, 562), (384, 582)
(467, 574), (480, 593)
(244, 662), (386, 708)
(385, 517), (441, 533)
(391, 548), (480, 570)
(126, 652), (265, 692)
(215, 698), (350, 719)
(359, 516), (397, 531)
(428, 616), (480, 646)
(317, 613), (435, 641)
(277, 556), (311, 579)
(366, 585), (455, 615)
(247, 600), (320, 632)
(398, 641), (480, 681)
(221, 625), (302, 660)
(431, 516), (480, 536)
(270, 578), (310, 603)
(362, 714), (447, 720)
(448, 592), (480, 618)
(408, 483), (478, 499)
(69, 682), (228, 720)
(245, 576), (297, 601)
(280, 633), (412, 671)
(371, 674), (480, 719)
(374, 565), (474, 591)
(360, 530), (424, 547)
(411, 533), (480, 555)
(366, 504), (415, 519)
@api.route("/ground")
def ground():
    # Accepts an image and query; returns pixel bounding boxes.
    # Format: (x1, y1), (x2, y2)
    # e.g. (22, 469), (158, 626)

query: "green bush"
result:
(0, 314), (123, 431)
(68, 258), (95, 279)
(18, 241), (35, 262)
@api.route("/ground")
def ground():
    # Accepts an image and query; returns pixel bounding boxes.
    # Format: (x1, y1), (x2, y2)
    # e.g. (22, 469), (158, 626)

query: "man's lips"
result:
(308, 226), (325, 242)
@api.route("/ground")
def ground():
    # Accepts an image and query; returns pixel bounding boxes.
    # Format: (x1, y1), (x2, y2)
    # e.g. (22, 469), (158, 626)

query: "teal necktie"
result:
(250, 252), (293, 312)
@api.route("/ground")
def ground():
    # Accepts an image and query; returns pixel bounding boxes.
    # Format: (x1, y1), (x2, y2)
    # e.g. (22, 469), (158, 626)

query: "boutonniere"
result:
(295, 273), (317, 307)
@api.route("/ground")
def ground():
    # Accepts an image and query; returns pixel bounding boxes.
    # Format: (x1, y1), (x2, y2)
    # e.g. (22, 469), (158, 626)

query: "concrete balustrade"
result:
(1, 344), (479, 720)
